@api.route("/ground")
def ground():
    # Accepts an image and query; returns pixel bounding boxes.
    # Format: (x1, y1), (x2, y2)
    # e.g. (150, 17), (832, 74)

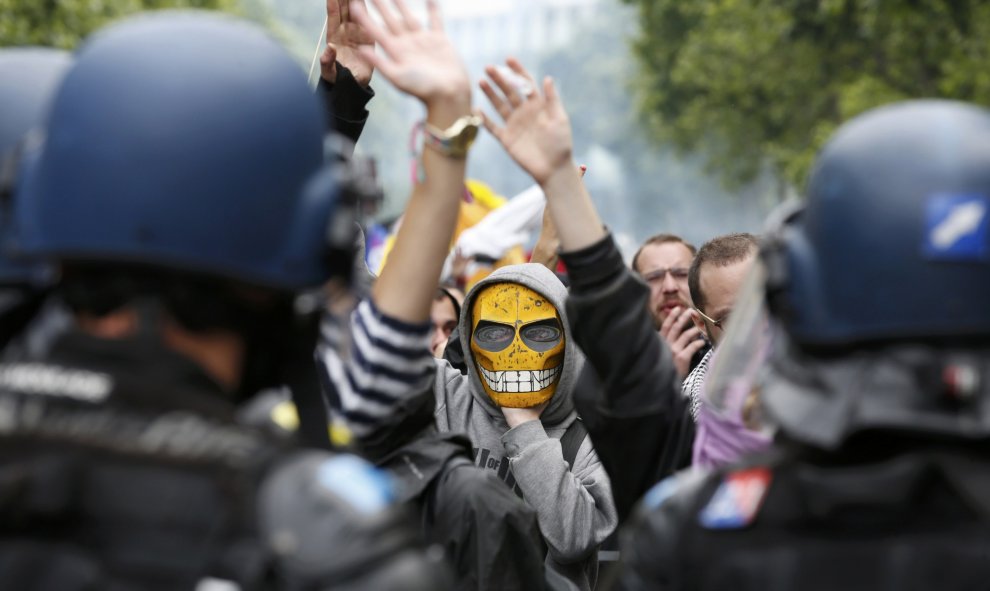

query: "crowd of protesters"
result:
(0, 0), (989, 589)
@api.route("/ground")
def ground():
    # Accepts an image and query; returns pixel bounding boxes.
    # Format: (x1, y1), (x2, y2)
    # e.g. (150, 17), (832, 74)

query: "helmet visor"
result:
(701, 261), (772, 432)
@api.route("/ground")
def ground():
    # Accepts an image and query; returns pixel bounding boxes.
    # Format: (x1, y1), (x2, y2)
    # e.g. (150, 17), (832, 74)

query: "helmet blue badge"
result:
(777, 100), (990, 346)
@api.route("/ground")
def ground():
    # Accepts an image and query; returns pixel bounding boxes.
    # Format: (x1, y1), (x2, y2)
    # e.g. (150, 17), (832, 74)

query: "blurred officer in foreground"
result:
(621, 100), (990, 590)
(1, 12), (447, 590)
(0, 48), (70, 349)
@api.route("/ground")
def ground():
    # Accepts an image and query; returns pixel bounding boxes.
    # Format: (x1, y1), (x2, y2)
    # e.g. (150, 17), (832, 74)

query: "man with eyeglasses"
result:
(632, 235), (709, 379)
(681, 233), (759, 419)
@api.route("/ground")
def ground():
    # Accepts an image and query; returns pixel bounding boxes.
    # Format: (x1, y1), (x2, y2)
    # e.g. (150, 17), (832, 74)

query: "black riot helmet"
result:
(0, 47), (70, 287)
(12, 13), (378, 428)
(755, 100), (990, 449)
(0, 48), (71, 348)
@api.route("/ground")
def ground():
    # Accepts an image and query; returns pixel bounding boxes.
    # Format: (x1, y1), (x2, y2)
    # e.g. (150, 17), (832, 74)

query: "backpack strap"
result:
(560, 418), (588, 471)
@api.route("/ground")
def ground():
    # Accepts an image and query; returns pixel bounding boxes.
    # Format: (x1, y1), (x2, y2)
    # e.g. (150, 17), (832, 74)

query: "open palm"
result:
(480, 59), (575, 184)
(321, 0), (376, 86)
(351, 0), (470, 107)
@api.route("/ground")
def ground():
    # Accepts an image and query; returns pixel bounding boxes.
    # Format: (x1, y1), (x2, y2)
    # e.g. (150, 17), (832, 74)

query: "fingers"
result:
(367, 0), (403, 35)
(488, 64), (526, 109)
(505, 56), (537, 85)
(478, 110), (506, 144)
(673, 325), (702, 351)
(358, 45), (392, 80)
(673, 307), (695, 336)
(543, 76), (560, 109)
(320, 44), (337, 66)
(327, 0), (342, 33)
(368, 0), (420, 36)
(660, 306), (695, 340)
(677, 335), (707, 361)
(350, 1), (395, 54)
(673, 335), (706, 379)
(320, 46), (338, 83)
(426, 0), (444, 31)
(658, 306), (680, 340)
(392, 0), (422, 31)
(480, 76), (512, 121)
(345, 0), (367, 23)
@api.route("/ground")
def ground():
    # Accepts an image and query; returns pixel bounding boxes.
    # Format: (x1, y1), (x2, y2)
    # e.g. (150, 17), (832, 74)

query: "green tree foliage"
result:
(0, 0), (241, 49)
(622, 0), (990, 187)
(537, 5), (776, 246)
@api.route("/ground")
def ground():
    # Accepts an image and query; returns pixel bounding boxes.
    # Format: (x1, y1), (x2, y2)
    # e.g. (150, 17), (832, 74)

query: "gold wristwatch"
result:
(423, 114), (483, 159)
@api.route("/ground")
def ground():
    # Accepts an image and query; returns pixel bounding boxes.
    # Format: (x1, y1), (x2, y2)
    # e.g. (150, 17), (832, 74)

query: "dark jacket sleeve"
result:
(561, 233), (695, 522)
(316, 63), (374, 144)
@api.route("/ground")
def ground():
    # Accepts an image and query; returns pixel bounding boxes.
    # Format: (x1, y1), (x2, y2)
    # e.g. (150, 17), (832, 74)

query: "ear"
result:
(690, 309), (706, 334)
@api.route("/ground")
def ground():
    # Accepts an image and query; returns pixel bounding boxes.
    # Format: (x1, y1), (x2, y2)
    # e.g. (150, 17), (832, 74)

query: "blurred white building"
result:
(440, 0), (603, 66)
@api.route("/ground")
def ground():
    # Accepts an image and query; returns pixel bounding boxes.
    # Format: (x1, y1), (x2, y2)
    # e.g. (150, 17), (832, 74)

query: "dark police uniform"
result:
(621, 443), (990, 591)
(615, 100), (990, 591)
(0, 327), (443, 590)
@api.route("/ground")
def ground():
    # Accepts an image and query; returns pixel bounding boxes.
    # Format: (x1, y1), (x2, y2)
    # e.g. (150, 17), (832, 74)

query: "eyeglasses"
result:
(642, 267), (689, 283)
(695, 307), (729, 329)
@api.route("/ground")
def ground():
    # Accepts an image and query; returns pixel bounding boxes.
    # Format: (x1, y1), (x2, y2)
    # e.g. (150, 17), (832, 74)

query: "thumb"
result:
(320, 44), (337, 66)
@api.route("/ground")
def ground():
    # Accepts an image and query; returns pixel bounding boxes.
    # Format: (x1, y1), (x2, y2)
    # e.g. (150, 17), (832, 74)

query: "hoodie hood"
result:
(459, 263), (583, 425)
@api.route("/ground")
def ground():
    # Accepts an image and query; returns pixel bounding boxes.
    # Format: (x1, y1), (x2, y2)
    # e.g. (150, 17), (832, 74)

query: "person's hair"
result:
(631, 234), (697, 274)
(688, 233), (759, 312)
(435, 286), (462, 323)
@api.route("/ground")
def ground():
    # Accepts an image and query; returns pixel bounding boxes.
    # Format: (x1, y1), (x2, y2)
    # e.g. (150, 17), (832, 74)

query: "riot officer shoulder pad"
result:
(258, 451), (416, 584)
(621, 469), (715, 588)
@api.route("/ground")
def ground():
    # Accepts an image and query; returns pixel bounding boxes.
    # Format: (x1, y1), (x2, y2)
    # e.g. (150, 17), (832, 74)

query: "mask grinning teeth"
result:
(480, 364), (563, 394)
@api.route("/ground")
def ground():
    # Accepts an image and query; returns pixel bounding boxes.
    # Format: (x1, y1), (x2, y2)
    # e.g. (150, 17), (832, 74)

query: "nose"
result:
(429, 326), (444, 354)
(661, 272), (680, 293)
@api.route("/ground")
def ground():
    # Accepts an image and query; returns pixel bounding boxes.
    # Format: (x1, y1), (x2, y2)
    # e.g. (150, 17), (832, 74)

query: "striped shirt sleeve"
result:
(317, 299), (436, 439)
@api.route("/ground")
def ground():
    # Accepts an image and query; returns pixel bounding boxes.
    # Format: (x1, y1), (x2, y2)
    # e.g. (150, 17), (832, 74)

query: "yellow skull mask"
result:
(470, 283), (565, 408)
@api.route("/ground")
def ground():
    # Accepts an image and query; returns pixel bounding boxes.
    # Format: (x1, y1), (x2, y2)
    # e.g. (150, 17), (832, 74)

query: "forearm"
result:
(562, 234), (679, 414)
(539, 163), (605, 252)
(372, 99), (470, 323)
(503, 421), (616, 562)
(529, 218), (560, 271)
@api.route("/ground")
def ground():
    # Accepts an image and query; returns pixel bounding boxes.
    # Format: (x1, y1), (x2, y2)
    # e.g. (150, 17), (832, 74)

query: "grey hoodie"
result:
(434, 264), (617, 591)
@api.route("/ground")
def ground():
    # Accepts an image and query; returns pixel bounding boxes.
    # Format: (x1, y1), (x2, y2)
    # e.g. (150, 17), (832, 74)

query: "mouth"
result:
(479, 366), (562, 394)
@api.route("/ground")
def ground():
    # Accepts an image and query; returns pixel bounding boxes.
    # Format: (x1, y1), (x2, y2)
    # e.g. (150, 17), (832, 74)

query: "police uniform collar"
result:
(45, 328), (238, 419)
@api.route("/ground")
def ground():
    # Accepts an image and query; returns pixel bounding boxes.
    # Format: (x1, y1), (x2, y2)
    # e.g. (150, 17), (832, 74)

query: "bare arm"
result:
(350, 0), (472, 324)
(528, 166), (586, 271)
(528, 205), (561, 272)
(479, 59), (604, 251)
(318, 0), (475, 443)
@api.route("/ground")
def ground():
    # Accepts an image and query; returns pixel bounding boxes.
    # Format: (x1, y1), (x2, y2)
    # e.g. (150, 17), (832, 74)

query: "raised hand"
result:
(350, 0), (470, 112)
(320, 0), (376, 86)
(659, 307), (707, 379)
(480, 58), (574, 185)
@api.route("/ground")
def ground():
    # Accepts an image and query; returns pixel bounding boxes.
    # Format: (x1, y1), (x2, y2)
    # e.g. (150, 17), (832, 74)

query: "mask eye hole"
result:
(520, 319), (562, 352)
(473, 321), (515, 352)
